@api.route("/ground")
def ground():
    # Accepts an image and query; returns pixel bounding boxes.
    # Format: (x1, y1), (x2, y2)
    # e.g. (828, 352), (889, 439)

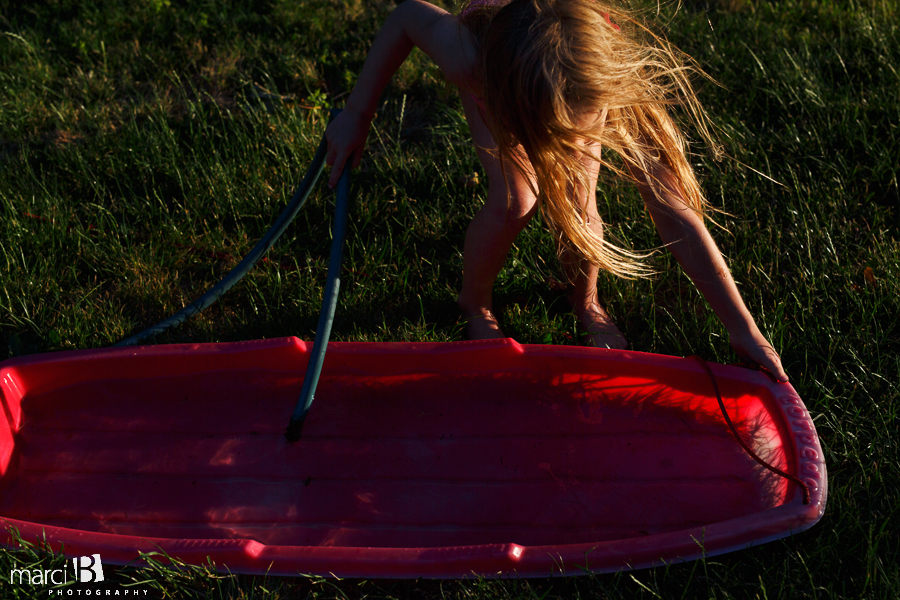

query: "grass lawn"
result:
(0, 0), (897, 597)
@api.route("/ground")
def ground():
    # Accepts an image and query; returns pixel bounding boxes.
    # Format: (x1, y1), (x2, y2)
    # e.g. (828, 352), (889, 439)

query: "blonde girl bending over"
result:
(324, 0), (788, 381)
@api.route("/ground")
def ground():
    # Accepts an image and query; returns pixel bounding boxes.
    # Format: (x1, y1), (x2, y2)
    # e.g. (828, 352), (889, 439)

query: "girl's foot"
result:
(573, 302), (628, 349)
(461, 307), (506, 340)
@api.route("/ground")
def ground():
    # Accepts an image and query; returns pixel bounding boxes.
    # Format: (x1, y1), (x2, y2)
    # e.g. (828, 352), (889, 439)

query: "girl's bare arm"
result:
(634, 165), (789, 382)
(325, 0), (476, 187)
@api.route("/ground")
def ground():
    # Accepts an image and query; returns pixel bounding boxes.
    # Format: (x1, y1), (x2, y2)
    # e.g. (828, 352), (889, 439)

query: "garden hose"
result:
(110, 108), (352, 442)
(285, 164), (351, 442)
(113, 115), (333, 347)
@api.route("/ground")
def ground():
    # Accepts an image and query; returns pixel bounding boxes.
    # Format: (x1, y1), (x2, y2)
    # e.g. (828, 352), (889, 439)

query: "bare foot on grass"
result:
(573, 302), (628, 349)
(461, 307), (506, 340)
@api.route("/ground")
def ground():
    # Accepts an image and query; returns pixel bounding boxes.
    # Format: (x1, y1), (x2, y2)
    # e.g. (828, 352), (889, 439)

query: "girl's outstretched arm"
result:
(324, 0), (477, 188)
(634, 165), (789, 382)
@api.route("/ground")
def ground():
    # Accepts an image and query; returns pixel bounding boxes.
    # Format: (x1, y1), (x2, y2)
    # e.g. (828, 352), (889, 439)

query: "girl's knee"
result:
(480, 198), (535, 233)
(484, 183), (537, 222)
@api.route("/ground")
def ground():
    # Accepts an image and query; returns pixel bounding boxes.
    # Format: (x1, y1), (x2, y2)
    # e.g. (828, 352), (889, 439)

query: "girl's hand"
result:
(729, 328), (789, 383)
(325, 109), (371, 188)
(320, 1), (474, 189)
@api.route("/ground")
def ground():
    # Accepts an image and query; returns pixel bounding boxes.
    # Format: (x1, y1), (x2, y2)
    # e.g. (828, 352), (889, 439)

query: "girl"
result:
(324, 0), (788, 382)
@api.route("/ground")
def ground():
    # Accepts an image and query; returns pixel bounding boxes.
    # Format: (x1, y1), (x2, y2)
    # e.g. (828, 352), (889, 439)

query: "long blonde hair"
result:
(460, 0), (720, 278)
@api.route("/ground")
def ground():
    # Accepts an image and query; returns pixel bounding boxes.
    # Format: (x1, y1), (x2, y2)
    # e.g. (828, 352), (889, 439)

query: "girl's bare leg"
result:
(565, 140), (628, 349)
(458, 183), (537, 339)
(566, 252), (628, 349)
(456, 88), (540, 340)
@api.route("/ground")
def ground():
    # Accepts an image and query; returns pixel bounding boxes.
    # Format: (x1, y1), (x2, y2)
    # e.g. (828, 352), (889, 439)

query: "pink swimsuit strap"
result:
(470, 93), (488, 112)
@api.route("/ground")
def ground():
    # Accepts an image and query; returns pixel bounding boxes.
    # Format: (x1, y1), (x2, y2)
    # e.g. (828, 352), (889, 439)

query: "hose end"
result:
(285, 412), (309, 442)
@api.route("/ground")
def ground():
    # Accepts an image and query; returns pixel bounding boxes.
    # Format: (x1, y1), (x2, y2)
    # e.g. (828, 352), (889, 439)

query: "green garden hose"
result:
(113, 134), (330, 347)
(110, 110), (351, 442)
(285, 164), (351, 442)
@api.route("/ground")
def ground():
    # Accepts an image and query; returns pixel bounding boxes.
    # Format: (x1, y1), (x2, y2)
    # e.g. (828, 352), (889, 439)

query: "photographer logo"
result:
(9, 552), (152, 595)
(9, 553), (103, 585)
(72, 554), (104, 583)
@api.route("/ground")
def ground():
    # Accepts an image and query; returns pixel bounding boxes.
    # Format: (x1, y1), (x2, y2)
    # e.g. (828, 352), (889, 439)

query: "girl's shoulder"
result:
(402, 1), (481, 92)
(455, 0), (513, 94)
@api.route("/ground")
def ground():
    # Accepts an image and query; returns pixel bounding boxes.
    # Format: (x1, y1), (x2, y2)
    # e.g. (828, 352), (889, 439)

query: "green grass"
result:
(1, 0), (898, 597)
